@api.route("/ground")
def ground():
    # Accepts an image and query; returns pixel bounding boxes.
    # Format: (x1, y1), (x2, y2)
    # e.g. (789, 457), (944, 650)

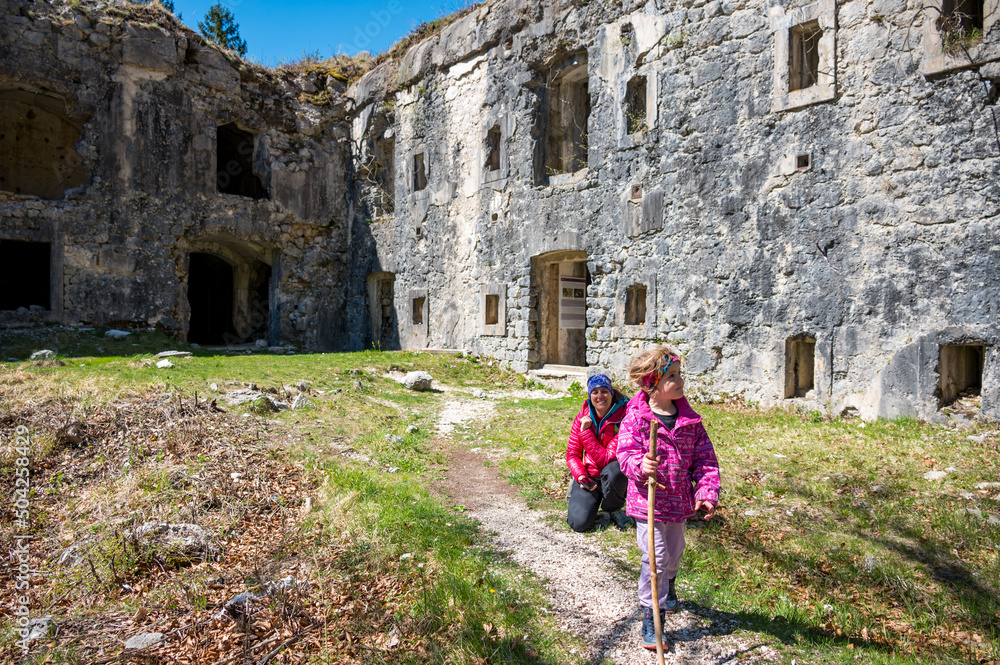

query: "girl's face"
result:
(652, 363), (684, 403)
(590, 387), (613, 416)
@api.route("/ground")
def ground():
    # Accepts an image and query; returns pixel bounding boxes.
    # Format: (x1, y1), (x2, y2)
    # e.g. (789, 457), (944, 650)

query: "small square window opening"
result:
(796, 153), (811, 170)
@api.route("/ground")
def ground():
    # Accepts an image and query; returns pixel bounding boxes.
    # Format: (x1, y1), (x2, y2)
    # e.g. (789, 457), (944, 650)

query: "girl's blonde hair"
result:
(628, 345), (681, 393)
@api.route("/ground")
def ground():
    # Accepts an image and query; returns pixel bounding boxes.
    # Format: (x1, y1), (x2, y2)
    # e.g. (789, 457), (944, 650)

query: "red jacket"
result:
(566, 393), (628, 484)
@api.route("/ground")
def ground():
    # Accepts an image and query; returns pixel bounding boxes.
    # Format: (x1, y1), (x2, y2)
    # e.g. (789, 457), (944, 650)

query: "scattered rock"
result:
(156, 350), (191, 358)
(105, 329), (130, 339)
(863, 556), (878, 572)
(295, 380), (310, 392)
(975, 482), (1000, 490)
(353, 380), (365, 390)
(954, 508), (983, 518)
(255, 339), (268, 349)
(869, 485), (885, 494)
(133, 523), (217, 564)
(401, 371), (433, 391)
(155, 359), (174, 369)
(223, 389), (287, 411)
(923, 470), (948, 481)
(405, 425), (419, 433)
(30, 349), (55, 360)
(386, 434), (404, 443)
(291, 393), (312, 410)
(967, 434), (987, 444)
(472, 388), (486, 399)
(24, 616), (54, 641)
(210, 383), (218, 391)
(124, 632), (165, 650)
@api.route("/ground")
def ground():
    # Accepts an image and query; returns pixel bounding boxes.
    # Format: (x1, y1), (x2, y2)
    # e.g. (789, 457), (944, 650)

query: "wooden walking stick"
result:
(647, 420), (666, 665)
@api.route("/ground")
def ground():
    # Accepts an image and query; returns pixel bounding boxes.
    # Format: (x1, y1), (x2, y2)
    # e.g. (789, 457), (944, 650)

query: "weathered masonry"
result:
(1, 0), (998, 422)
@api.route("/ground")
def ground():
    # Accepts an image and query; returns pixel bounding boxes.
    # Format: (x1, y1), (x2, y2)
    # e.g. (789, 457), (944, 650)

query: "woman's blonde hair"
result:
(628, 345), (681, 393)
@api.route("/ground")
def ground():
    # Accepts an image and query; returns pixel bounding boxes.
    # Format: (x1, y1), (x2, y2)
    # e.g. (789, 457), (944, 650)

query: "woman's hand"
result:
(641, 452), (659, 478)
(579, 476), (598, 491)
(579, 416), (592, 430)
(694, 501), (715, 519)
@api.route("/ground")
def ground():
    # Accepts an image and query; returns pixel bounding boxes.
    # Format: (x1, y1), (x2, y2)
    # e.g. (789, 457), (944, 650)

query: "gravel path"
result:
(433, 399), (781, 665)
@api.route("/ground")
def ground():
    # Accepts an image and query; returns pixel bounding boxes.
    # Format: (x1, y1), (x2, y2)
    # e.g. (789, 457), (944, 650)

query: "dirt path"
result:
(432, 399), (780, 665)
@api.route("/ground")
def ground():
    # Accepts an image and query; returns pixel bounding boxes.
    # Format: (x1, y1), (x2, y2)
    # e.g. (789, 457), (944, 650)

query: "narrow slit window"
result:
(485, 126), (501, 172)
(485, 294), (500, 325)
(413, 153), (427, 192)
(788, 21), (822, 93)
(784, 336), (816, 398)
(412, 297), (425, 325)
(624, 284), (647, 326)
(938, 344), (984, 408)
(625, 76), (647, 134)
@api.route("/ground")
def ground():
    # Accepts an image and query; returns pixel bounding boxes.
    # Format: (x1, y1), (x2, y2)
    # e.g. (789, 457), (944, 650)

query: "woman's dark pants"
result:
(566, 460), (627, 532)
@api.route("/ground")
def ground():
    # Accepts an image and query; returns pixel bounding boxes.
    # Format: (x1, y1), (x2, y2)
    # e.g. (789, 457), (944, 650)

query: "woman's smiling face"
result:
(590, 386), (613, 416)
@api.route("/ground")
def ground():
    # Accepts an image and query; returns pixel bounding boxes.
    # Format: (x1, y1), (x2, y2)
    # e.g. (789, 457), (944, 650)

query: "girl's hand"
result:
(579, 416), (592, 429)
(641, 452), (659, 477)
(694, 501), (715, 519)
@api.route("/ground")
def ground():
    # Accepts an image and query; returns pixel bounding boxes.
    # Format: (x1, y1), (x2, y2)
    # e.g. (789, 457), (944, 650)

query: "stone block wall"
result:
(0, 0), (358, 350)
(346, 0), (1000, 421)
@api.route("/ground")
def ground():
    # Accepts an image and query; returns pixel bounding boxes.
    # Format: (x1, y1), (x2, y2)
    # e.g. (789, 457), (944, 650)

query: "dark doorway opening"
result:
(216, 123), (267, 199)
(188, 253), (235, 344)
(247, 261), (271, 342)
(0, 240), (50, 310)
(938, 344), (984, 408)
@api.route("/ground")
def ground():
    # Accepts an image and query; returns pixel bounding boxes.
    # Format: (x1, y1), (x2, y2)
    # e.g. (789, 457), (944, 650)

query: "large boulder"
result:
(401, 371), (433, 391)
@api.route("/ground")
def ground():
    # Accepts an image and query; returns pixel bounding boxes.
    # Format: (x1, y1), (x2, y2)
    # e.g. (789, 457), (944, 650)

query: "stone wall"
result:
(0, 0), (357, 350)
(1, 0), (996, 421)
(346, 0), (1000, 421)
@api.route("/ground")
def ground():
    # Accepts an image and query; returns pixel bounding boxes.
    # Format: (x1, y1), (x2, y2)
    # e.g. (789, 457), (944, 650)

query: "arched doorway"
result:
(531, 250), (588, 366)
(187, 252), (235, 344)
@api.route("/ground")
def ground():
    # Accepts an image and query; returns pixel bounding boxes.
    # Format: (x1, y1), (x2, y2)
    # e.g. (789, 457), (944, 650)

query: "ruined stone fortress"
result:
(1, 0), (997, 420)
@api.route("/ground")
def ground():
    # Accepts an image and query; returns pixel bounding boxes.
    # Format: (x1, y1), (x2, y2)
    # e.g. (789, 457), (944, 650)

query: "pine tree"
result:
(198, 3), (247, 57)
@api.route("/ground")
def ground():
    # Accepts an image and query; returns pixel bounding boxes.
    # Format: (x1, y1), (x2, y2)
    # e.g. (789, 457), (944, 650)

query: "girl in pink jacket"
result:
(616, 346), (721, 650)
(565, 374), (631, 532)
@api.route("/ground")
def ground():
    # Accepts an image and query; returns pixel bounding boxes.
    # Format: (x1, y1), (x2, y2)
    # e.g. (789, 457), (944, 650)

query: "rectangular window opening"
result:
(788, 21), (822, 93)
(544, 56), (590, 176)
(0, 240), (51, 311)
(484, 294), (500, 326)
(938, 0), (985, 51)
(413, 153), (427, 192)
(796, 153), (811, 170)
(938, 344), (984, 409)
(624, 284), (647, 326)
(625, 75), (647, 134)
(485, 126), (501, 172)
(784, 336), (816, 398)
(412, 297), (425, 325)
(216, 123), (268, 199)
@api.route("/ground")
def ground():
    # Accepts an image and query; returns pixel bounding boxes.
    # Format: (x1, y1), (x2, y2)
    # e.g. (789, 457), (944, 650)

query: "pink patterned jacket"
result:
(616, 392), (721, 523)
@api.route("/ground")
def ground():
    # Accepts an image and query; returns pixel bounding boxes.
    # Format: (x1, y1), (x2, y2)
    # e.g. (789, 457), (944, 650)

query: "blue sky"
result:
(172, 0), (470, 65)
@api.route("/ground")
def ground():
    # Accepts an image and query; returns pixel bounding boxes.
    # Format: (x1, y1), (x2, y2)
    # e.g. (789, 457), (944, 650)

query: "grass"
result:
(1, 327), (997, 663)
(468, 397), (1000, 664)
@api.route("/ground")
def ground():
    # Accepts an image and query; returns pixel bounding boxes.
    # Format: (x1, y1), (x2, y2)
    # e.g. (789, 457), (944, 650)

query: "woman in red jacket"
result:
(566, 374), (631, 532)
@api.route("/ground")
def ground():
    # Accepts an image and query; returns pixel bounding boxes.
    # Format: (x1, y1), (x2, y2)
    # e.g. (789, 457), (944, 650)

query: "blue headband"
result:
(587, 374), (613, 395)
